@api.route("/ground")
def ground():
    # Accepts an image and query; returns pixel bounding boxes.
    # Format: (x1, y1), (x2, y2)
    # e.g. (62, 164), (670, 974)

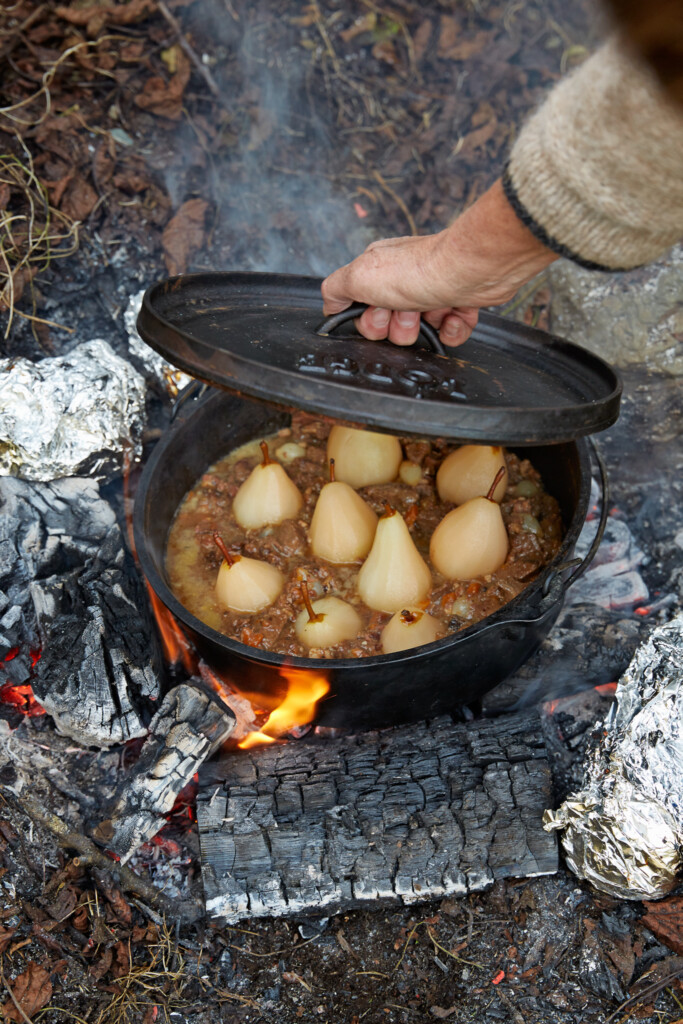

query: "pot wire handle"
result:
(170, 380), (208, 423)
(317, 303), (447, 356)
(542, 436), (609, 598)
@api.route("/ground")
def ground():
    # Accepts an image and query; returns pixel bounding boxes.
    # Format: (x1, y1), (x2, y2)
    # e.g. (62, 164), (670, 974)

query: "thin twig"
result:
(425, 925), (483, 969)
(7, 793), (203, 925)
(0, 956), (34, 1024)
(606, 967), (683, 1023)
(11, 308), (74, 332)
(372, 169), (417, 235)
(156, 0), (226, 105)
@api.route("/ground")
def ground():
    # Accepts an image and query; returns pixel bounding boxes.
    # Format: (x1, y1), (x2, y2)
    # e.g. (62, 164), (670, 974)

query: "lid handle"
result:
(316, 303), (446, 357)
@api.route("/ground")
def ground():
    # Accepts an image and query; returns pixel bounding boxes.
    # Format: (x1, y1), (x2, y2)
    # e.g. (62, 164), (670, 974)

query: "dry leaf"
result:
(1, 962), (53, 1022)
(413, 20), (432, 63)
(162, 198), (209, 275)
(372, 40), (399, 66)
(0, 926), (16, 953)
(60, 174), (99, 222)
(340, 12), (376, 43)
(642, 898), (683, 956)
(89, 946), (113, 981)
(93, 138), (116, 187)
(0, 267), (38, 311)
(55, 0), (157, 29)
(134, 50), (191, 121)
(437, 18), (489, 61)
(110, 940), (131, 979)
(456, 105), (499, 158)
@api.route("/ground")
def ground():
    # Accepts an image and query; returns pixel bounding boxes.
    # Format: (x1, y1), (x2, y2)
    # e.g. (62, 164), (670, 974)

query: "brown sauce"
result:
(165, 411), (564, 659)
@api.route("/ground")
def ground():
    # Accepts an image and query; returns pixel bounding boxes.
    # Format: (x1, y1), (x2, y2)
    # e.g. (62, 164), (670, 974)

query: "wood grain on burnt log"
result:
(197, 710), (557, 924)
(92, 684), (235, 863)
(0, 476), (115, 659)
(30, 525), (161, 747)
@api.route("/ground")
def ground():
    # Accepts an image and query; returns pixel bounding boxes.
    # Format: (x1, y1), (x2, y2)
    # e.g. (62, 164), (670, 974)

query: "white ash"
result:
(567, 479), (652, 613)
(0, 476), (116, 660)
(0, 339), (146, 481)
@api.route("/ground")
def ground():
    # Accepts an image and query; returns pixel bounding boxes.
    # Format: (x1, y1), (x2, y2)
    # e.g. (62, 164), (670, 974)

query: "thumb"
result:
(320, 267), (354, 316)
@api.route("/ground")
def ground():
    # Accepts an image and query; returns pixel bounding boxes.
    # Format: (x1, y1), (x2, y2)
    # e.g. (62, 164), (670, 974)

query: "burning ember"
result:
(0, 647), (45, 717)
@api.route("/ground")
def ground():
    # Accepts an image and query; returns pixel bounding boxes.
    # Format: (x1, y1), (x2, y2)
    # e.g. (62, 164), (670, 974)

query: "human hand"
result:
(321, 180), (558, 348)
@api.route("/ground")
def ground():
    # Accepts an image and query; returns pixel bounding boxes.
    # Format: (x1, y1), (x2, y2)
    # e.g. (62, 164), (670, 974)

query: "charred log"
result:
(0, 476), (115, 657)
(197, 710), (557, 924)
(93, 683), (235, 862)
(28, 522), (162, 747)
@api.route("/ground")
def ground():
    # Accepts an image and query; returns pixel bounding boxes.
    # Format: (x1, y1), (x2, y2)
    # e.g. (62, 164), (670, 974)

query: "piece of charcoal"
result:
(93, 684), (235, 862)
(0, 476), (116, 653)
(30, 525), (161, 747)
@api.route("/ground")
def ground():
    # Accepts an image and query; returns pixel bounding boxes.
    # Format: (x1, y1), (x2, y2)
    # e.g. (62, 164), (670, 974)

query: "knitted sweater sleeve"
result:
(503, 36), (683, 271)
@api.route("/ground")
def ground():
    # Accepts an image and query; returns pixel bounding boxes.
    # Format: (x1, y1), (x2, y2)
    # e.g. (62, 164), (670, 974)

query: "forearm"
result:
(435, 180), (558, 306)
(504, 35), (683, 270)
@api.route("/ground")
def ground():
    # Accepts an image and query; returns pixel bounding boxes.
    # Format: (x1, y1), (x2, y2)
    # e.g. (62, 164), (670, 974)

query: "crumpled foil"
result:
(124, 289), (192, 397)
(544, 612), (683, 899)
(0, 339), (146, 481)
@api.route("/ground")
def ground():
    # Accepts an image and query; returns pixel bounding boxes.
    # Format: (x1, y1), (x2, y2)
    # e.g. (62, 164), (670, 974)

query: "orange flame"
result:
(145, 581), (197, 675)
(238, 666), (330, 749)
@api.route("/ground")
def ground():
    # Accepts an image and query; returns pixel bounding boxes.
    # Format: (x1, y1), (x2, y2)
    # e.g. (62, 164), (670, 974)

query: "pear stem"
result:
(399, 609), (420, 624)
(329, 458), (335, 483)
(300, 580), (323, 623)
(259, 440), (271, 466)
(213, 533), (235, 566)
(486, 466), (506, 502)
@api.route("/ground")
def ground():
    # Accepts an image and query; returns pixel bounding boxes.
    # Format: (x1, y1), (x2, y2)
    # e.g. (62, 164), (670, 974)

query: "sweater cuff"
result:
(504, 38), (683, 272)
(501, 164), (623, 272)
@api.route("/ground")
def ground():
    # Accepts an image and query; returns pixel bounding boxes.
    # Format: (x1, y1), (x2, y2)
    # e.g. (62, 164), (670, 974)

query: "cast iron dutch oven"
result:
(134, 272), (621, 729)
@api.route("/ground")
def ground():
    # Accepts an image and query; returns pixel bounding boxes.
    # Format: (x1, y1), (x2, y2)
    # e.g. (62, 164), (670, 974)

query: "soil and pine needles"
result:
(2, 0), (683, 1022)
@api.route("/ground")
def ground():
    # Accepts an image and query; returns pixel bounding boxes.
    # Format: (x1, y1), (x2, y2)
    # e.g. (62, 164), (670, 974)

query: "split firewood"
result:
(92, 683), (235, 863)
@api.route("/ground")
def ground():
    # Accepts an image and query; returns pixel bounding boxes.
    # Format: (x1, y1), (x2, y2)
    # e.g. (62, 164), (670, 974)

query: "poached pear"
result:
(357, 506), (432, 613)
(430, 468), (509, 580)
(437, 445), (508, 505)
(295, 581), (362, 648)
(213, 534), (284, 614)
(233, 440), (303, 530)
(327, 425), (402, 489)
(309, 459), (378, 563)
(381, 607), (441, 654)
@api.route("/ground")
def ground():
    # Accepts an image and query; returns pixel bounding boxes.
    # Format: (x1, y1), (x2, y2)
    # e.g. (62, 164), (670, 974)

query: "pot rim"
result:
(133, 394), (593, 671)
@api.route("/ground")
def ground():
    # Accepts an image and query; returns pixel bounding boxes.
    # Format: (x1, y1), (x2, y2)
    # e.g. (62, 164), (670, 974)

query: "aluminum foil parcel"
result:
(0, 339), (146, 481)
(544, 612), (683, 899)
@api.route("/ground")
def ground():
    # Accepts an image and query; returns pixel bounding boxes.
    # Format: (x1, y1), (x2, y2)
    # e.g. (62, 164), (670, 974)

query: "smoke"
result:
(162, 0), (373, 276)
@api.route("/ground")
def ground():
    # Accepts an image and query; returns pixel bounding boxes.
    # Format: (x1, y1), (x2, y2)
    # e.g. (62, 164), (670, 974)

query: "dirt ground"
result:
(2, 0), (683, 1022)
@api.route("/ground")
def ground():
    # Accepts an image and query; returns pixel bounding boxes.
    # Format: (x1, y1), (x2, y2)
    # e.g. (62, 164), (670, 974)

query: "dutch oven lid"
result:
(137, 271), (621, 445)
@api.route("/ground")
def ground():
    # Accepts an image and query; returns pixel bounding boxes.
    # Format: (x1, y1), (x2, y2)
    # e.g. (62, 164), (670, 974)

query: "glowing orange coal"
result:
(0, 648), (45, 717)
(238, 667), (330, 749)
